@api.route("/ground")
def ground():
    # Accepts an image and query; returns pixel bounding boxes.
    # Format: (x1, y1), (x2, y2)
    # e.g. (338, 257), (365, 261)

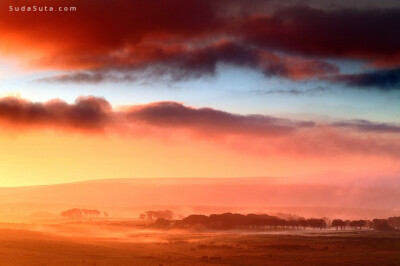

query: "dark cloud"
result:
(332, 119), (400, 133)
(329, 68), (400, 89)
(0, 96), (315, 136)
(1, 0), (399, 85)
(0, 96), (111, 130)
(37, 72), (138, 84)
(255, 86), (329, 95)
(3, 96), (399, 137)
(0, 96), (399, 157)
(38, 42), (339, 83)
(127, 101), (315, 136)
(241, 6), (400, 62)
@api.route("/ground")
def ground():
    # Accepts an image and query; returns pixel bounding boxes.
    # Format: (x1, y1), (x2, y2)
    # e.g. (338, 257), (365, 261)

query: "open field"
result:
(1, 222), (400, 265)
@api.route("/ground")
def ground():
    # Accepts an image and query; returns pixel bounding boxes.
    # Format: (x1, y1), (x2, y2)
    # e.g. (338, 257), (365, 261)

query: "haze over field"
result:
(0, 177), (399, 222)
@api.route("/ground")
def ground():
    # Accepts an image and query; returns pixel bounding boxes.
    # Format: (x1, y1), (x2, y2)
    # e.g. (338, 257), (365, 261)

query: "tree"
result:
(151, 212), (400, 232)
(145, 211), (155, 220)
(182, 214), (209, 227)
(287, 219), (299, 229)
(61, 208), (82, 219)
(176, 213), (328, 231)
(142, 210), (175, 221)
(60, 208), (101, 219)
(372, 219), (393, 231)
(91, 209), (101, 218)
(332, 219), (346, 230)
(349, 220), (366, 230)
(298, 219), (308, 229)
(81, 209), (100, 218)
(388, 217), (400, 229)
(307, 218), (326, 230)
(358, 220), (366, 229)
(154, 218), (171, 228)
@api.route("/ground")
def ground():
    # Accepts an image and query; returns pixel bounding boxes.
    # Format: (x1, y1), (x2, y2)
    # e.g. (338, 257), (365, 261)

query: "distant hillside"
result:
(0, 178), (399, 220)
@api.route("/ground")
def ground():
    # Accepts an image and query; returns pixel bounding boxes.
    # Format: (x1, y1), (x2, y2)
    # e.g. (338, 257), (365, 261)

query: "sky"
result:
(0, 0), (399, 186)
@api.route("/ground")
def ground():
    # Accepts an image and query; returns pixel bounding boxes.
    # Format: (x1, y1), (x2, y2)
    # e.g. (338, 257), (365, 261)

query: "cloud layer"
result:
(329, 68), (400, 89)
(0, 96), (399, 158)
(1, 0), (400, 87)
(0, 96), (111, 130)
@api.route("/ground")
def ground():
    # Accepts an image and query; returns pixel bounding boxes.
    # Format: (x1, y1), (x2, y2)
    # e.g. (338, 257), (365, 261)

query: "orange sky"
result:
(0, 0), (399, 188)
(0, 121), (398, 187)
(0, 96), (398, 186)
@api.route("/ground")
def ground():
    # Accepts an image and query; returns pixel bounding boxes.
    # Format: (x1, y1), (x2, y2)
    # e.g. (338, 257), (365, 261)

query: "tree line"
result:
(138, 210), (183, 221)
(60, 208), (109, 219)
(151, 213), (400, 231)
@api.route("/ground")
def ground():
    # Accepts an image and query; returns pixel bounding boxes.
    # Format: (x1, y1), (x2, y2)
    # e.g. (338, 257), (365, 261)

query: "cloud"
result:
(254, 86), (329, 95)
(287, 125), (400, 157)
(329, 68), (400, 89)
(126, 101), (315, 136)
(38, 42), (339, 83)
(0, 96), (314, 136)
(0, 96), (399, 158)
(332, 119), (400, 133)
(241, 6), (400, 63)
(37, 72), (139, 84)
(0, 0), (224, 69)
(0, 96), (112, 130)
(2, 1), (400, 84)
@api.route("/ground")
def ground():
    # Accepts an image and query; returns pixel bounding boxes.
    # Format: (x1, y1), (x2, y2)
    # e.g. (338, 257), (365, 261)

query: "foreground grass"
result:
(0, 226), (400, 265)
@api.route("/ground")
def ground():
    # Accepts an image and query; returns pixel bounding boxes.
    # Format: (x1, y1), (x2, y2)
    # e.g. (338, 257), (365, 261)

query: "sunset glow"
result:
(0, 0), (399, 197)
(1, 1), (400, 265)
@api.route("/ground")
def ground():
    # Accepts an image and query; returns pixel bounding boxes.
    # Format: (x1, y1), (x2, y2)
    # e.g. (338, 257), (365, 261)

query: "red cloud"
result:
(240, 6), (400, 63)
(0, 96), (111, 130)
(126, 101), (315, 136)
(38, 42), (339, 82)
(2, 1), (399, 82)
(0, 96), (399, 158)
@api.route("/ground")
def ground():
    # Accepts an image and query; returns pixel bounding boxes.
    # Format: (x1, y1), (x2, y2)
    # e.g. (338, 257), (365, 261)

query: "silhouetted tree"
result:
(298, 219), (308, 229)
(372, 219), (393, 231)
(61, 208), (82, 219)
(366, 220), (374, 230)
(181, 213), (303, 231)
(142, 210), (174, 221)
(83, 209), (100, 218)
(182, 214), (209, 227)
(287, 219), (300, 229)
(60, 208), (100, 219)
(388, 217), (400, 229)
(154, 218), (171, 228)
(332, 219), (346, 230)
(208, 213), (247, 230)
(349, 220), (366, 230)
(358, 220), (367, 229)
(345, 220), (351, 227)
(151, 212), (399, 232)
(146, 211), (154, 220)
(307, 218), (326, 230)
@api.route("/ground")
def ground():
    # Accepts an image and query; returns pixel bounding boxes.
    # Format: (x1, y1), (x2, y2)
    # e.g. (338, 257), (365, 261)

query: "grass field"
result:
(1, 222), (400, 265)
